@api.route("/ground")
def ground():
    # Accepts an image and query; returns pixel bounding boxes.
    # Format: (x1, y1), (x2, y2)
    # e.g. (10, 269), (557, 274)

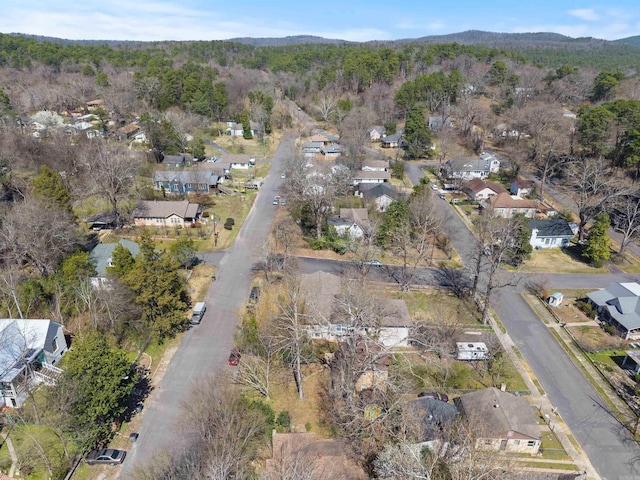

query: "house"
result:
(0, 319), (67, 407)
(89, 239), (140, 287)
(463, 178), (508, 201)
(510, 177), (536, 197)
(351, 170), (391, 186)
(221, 154), (253, 169)
(487, 193), (538, 218)
(361, 160), (389, 172)
(116, 123), (140, 140)
(380, 133), (404, 148)
(328, 208), (370, 239)
(428, 116), (451, 131)
(132, 131), (148, 143)
(454, 387), (541, 455)
(301, 272), (412, 347)
(265, 432), (367, 480)
(301, 141), (324, 158)
(378, 299), (413, 347)
(357, 183), (400, 212)
(548, 292), (564, 307)
(161, 154), (193, 169)
(442, 152), (500, 180)
(308, 133), (330, 145)
(133, 200), (202, 228)
(404, 397), (459, 441)
(368, 125), (386, 141)
(456, 342), (490, 360)
(587, 283), (640, 340)
(321, 144), (343, 158)
(86, 99), (105, 110)
(529, 219), (575, 249)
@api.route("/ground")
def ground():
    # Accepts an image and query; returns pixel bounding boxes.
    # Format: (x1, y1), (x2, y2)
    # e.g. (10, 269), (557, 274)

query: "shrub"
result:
(276, 411), (291, 432)
(305, 422), (312, 432)
(603, 324), (617, 336)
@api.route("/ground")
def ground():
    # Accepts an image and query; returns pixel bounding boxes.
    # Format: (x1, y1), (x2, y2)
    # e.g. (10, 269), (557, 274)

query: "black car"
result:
(418, 392), (449, 403)
(85, 448), (127, 466)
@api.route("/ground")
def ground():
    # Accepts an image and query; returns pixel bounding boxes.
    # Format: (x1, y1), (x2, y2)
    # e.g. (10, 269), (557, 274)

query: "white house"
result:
(442, 153), (500, 180)
(528, 219), (575, 249)
(327, 208), (370, 239)
(368, 126), (386, 141)
(358, 183), (400, 212)
(352, 170), (391, 186)
(0, 319), (67, 407)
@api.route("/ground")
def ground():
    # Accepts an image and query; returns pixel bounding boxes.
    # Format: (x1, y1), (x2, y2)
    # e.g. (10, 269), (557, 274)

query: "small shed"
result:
(548, 292), (564, 307)
(456, 342), (490, 360)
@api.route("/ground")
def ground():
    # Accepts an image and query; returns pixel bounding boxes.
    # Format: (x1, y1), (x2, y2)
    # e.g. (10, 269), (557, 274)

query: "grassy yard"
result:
(206, 129), (282, 158)
(396, 289), (482, 325)
(520, 246), (609, 274)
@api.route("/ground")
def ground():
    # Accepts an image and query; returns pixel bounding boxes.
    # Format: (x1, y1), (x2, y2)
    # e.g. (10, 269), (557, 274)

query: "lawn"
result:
(396, 289), (482, 325)
(206, 129), (282, 158)
(567, 324), (625, 352)
(520, 246), (609, 274)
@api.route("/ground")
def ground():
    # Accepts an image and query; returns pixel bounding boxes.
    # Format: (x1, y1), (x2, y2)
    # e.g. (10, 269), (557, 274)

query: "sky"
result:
(1, 1), (639, 43)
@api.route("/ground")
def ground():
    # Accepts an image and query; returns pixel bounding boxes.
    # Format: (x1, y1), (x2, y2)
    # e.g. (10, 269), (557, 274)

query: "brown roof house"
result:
(463, 178), (508, 201)
(264, 432), (367, 480)
(454, 387), (541, 455)
(133, 200), (202, 228)
(486, 193), (538, 218)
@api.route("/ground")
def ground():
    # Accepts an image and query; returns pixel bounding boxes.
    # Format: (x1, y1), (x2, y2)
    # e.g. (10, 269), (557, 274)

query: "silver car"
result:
(85, 448), (127, 466)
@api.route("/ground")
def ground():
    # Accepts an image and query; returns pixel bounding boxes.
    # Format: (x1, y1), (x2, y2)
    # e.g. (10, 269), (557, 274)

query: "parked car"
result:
(279, 198), (286, 206)
(273, 196), (280, 205)
(364, 259), (382, 267)
(85, 448), (127, 466)
(228, 349), (241, 366)
(281, 173), (286, 179)
(418, 392), (449, 403)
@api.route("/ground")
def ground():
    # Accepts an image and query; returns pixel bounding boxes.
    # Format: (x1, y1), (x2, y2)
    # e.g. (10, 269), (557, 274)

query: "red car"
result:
(228, 350), (241, 366)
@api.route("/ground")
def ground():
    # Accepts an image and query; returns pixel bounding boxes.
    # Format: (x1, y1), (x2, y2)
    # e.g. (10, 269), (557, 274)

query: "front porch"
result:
(1, 351), (63, 408)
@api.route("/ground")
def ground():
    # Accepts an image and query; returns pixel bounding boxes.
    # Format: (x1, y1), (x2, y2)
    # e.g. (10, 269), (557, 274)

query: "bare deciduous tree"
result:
(611, 193), (640, 254)
(561, 157), (628, 241)
(0, 196), (82, 276)
(84, 143), (144, 227)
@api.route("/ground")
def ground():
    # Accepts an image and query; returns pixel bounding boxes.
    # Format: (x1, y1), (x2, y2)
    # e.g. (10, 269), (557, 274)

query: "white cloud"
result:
(568, 8), (599, 21)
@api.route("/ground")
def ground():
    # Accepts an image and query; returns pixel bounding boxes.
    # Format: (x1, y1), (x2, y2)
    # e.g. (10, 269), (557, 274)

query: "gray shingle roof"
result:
(528, 219), (575, 238)
(89, 239), (140, 277)
(587, 283), (640, 331)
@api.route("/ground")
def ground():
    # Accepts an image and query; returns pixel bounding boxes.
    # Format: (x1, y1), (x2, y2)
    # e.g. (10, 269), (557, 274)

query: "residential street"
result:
(404, 160), (640, 480)
(119, 133), (296, 477)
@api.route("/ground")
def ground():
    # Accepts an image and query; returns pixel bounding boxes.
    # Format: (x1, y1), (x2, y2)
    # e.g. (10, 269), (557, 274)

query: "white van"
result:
(191, 302), (206, 324)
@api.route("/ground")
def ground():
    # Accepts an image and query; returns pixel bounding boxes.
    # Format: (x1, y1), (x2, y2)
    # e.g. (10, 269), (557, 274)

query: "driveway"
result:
(119, 133), (296, 477)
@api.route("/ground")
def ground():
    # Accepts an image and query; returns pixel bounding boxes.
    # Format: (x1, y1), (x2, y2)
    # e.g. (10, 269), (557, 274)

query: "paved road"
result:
(404, 160), (640, 480)
(120, 133), (296, 477)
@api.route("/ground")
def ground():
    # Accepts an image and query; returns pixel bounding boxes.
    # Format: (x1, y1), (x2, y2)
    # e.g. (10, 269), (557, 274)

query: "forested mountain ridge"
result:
(3, 29), (640, 71)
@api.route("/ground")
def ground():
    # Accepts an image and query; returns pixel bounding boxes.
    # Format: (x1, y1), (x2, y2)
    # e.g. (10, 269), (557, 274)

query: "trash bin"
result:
(129, 433), (139, 442)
